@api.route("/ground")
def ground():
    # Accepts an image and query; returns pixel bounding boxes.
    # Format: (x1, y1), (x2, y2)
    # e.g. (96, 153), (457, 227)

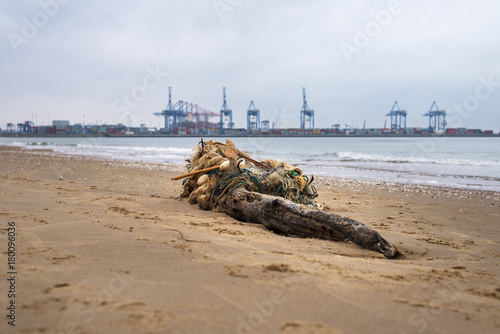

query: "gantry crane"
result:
(246, 100), (260, 131)
(423, 101), (446, 132)
(219, 87), (233, 134)
(386, 101), (407, 132)
(300, 87), (314, 129)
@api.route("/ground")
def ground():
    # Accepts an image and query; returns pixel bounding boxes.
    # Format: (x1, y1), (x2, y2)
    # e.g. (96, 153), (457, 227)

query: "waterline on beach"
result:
(2, 136), (499, 192)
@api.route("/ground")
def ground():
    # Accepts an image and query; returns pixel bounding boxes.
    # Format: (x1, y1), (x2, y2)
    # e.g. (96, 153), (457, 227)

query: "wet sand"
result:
(0, 145), (499, 333)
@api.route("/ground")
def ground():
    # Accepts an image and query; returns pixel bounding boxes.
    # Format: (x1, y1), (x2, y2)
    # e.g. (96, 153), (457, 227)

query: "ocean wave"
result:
(337, 151), (500, 167)
(7, 141), (51, 147)
(74, 144), (192, 154)
(1, 137), (498, 192)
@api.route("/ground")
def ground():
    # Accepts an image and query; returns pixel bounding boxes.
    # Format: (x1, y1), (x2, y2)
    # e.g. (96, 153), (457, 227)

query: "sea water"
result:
(2, 136), (499, 192)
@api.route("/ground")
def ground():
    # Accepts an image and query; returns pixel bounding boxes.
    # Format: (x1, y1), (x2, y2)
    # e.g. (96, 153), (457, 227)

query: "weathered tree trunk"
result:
(224, 188), (398, 259)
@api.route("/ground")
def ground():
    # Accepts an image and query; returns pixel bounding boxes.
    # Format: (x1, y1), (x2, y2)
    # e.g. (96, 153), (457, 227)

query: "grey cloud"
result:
(1, 0), (499, 131)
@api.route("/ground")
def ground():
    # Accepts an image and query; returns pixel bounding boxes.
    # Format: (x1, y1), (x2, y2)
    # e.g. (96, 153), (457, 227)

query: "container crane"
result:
(246, 100), (260, 131)
(385, 101), (407, 132)
(219, 87), (233, 134)
(300, 87), (314, 129)
(423, 101), (446, 132)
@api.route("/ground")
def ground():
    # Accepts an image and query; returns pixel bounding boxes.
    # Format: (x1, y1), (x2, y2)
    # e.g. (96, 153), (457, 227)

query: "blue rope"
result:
(223, 181), (247, 205)
(273, 187), (282, 195)
(208, 168), (220, 176)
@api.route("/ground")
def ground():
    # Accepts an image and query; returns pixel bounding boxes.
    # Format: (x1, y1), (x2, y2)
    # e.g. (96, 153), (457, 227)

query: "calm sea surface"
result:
(2, 136), (499, 192)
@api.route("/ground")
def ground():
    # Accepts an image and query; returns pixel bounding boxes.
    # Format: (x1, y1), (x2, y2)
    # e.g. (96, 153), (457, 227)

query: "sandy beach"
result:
(1, 145), (499, 334)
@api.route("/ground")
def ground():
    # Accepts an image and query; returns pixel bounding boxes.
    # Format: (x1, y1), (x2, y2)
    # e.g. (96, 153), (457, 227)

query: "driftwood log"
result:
(224, 188), (398, 259)
(178, 139), (397, 259)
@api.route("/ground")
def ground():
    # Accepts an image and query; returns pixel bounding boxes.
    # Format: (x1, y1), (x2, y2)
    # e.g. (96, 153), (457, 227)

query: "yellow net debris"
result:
(180, 139), (318, 211)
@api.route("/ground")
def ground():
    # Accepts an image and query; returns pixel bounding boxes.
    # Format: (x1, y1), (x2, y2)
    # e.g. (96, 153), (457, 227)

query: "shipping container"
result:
(36, 126), (57, 134)
(53, 120), (70, 129)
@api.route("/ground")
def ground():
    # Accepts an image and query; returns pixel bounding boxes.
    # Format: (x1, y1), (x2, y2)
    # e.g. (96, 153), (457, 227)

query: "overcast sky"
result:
(1, 0), (500, 131)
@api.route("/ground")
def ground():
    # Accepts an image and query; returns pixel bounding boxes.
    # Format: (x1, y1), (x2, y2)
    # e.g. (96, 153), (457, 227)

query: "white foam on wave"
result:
(2, 136), (499, 192)
(58, 144), (192, 163)
(74, 143), (192, 154)
(337, 151), (500, 167)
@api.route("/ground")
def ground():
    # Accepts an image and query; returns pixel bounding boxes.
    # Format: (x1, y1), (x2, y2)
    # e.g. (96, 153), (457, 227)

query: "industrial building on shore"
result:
(1, 87), (498, 137)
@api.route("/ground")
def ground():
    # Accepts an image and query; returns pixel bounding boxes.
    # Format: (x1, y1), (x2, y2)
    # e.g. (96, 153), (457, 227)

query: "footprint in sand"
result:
(280, 321), (340, 333)
(52, 255), (76, 264)
(117, 301), (147, 311)
(263, 263), (295, 273)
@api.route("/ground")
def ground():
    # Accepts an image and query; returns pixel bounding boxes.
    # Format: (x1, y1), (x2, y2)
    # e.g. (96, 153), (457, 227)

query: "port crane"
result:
(272, 110), (281, 130)
(423, 101), (446, 132)
(386, 101), (407, 132)
(246, 100), (260, 131)
(344, 123), (357, 134)
(154, 87), (219, 131)
(219, 87), (233, 134)
(300, 87), (314, 129)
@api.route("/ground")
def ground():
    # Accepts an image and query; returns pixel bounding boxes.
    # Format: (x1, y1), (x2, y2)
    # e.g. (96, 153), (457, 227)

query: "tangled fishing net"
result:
(180, 139), (318, 211)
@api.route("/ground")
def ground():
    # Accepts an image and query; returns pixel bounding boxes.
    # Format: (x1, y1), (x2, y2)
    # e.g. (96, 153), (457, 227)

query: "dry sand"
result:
(0, 145), (499, 334)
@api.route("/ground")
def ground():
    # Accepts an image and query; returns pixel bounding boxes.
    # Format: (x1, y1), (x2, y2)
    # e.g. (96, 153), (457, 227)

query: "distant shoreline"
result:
(1, 133), (499, 138)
